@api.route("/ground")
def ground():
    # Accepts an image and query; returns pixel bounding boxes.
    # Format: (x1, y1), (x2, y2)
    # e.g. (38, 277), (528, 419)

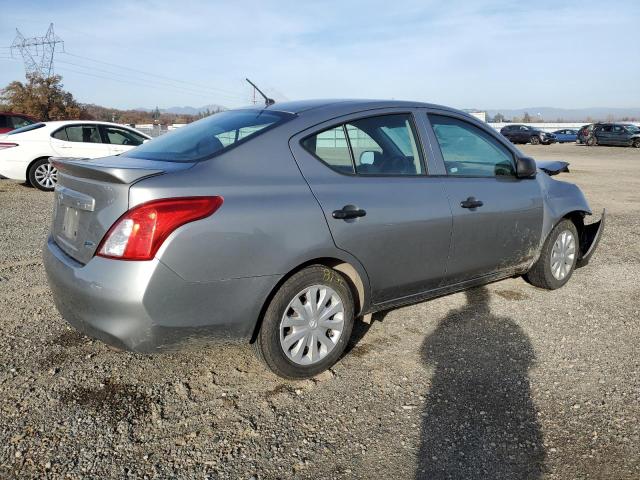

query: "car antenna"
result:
(245, 78), (275, 107)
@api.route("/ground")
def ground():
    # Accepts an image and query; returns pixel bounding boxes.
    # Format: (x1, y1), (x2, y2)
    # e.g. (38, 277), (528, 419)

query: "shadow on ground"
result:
(416, 287), (545, 479)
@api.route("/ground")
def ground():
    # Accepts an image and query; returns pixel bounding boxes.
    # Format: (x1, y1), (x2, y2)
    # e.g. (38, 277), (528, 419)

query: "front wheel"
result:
(632, 139), (640, 148)
(530, 136), (541, 145)
(253, 265), (355, 379)
(524, 219), (579, 290)
(28, 158), (57, 191)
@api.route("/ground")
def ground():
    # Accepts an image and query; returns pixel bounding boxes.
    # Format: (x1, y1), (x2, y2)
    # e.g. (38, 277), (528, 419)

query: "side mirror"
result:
(516, 156), (537, 178)
(143, 139), (150, 144)
(359, 151), (375, 165)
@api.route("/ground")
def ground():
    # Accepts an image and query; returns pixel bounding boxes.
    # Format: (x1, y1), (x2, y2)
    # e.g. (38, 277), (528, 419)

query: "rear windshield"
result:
(123, 110), (294, 162)
(8, 123), (45, 135)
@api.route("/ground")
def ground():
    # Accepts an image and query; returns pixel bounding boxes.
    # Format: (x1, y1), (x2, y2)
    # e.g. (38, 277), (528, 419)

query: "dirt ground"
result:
(0, 143), (638, 479)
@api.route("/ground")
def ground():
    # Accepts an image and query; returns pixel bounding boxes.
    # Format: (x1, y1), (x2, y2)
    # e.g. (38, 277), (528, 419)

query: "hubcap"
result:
(279, 285), (345, 366)
(34, 163), (57, 189)
(550, 230), (576, 280)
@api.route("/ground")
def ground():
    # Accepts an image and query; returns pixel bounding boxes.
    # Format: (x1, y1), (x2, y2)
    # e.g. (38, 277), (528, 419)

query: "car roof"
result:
(42, 120), (140, 127)
(247, 99), (452, 115)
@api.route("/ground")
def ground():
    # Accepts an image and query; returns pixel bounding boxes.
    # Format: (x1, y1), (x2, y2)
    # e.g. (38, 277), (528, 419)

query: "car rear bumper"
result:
(43, 236), (280, 352)
(0, 157), (27, 182)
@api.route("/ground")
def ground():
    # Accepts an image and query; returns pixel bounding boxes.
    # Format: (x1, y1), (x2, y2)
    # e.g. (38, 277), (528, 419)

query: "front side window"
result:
(65, 125), (102, 143)
(302, 114), (425, 176)
(124, 110), (292, 162)
(429, 114), (515, 177)
(104, 126), (146, 146)
(346, 115), (423, 175)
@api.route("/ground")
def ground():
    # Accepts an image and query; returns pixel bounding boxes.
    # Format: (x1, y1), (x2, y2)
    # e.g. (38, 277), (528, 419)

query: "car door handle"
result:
(332, 205), (367, 220)
(460, 197), (484, 209)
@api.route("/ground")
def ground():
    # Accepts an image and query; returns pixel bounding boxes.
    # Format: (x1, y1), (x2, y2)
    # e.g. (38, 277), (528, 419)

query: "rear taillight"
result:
(96, 196), (223, 261)
(0, 142), (18, 150)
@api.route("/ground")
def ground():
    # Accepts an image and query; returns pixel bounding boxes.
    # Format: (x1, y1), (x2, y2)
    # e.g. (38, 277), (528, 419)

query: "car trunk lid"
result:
(49, 155), (191, 264)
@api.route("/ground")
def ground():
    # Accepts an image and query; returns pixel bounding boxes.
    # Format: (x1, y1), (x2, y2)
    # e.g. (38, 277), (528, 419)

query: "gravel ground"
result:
(0, 143), (638, 479)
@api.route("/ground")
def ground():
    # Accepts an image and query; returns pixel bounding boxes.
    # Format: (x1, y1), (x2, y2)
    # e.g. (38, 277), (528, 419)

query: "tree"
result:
(522, 112), (532, 123)
(492, 113), (505, 123)
(0, 73), (86, 121)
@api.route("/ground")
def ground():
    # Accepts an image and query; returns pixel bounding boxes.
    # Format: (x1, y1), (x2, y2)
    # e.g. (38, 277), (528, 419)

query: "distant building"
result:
(468, 111), (487, 122)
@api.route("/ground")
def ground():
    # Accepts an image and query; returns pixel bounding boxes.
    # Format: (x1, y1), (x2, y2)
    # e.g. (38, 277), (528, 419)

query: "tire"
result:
(253, 265), (355, 379)
(28, 158), (57, 191)
(586, 136), (597, 147)
(524, 219), (579, 290)
(632, 139), (640, 148)
(530, 136), (540, 145)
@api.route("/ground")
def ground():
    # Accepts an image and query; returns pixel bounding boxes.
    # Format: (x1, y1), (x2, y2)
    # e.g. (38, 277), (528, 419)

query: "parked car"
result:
(577, 123), (597, 144)
(553, 129), (578, 143)
(0, 112), (38, 134)
(0, 121), (150, 191)
(44, 100), (604, 379)
(500, 124), (557, 145)
(588, 123), (640, 147)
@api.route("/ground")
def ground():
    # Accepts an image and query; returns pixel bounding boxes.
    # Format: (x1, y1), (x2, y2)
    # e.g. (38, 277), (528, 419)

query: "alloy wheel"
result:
(550, 230), (576, 280)
(34, 163), (57, 189)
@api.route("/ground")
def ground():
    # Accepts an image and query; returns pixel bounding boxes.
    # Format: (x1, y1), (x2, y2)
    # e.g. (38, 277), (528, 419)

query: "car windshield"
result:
(624, 125), (639, 132)
(8, 123), (45, 135)
(124, 110), (294, 162)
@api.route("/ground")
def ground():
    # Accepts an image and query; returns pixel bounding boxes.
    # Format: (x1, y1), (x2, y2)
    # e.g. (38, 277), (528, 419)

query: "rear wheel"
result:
(530, 136), (540, 145)
(28, 158), (57, 191)
(253, 265), (354, 379)
(524, 219), (579, 290)
(632, 139), (640, 148)
(586, 136), (597, 147)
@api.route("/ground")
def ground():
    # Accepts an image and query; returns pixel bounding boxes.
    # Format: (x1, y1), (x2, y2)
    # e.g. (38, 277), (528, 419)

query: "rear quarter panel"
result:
(130, 131), (354, 284)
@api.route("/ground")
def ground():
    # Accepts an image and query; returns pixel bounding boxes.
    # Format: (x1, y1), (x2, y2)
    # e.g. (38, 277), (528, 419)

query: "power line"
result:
(56, 59), (246, 101)
(60, 51), (243, 98)
(56, 65), (234, 102)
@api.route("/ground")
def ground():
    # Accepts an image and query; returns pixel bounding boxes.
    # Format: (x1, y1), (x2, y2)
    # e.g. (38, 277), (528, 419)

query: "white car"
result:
(0, 120), (151, 191)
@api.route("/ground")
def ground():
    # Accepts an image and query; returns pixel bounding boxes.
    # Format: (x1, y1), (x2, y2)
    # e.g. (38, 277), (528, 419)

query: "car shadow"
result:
(344, 310), (390, 356)
(416, 286), (545, 479)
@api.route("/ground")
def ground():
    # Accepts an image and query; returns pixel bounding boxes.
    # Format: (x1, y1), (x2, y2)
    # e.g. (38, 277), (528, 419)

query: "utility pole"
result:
(11, 23), (64, 77)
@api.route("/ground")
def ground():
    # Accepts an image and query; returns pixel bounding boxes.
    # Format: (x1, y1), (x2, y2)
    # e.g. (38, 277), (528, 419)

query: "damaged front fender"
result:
(576, 209), (606, 268)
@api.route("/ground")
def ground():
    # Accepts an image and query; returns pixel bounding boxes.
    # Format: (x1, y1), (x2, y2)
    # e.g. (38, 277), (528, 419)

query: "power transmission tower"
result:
(11, 23), (64, 77)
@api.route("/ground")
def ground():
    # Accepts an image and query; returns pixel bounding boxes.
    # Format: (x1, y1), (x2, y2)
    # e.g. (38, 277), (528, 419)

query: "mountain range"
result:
(135, 104), (640, 122)
(135, 104), (227, 115)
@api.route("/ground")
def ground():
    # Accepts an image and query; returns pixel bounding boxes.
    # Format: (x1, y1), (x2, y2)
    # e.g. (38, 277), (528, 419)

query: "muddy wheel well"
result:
(249, 258), (367, 343)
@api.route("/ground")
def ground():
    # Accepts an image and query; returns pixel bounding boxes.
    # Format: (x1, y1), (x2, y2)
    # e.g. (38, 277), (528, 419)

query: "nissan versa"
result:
(44, 100), (605, 379)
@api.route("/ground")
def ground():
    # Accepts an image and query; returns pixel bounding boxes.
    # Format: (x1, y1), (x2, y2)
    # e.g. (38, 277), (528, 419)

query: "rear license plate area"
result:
(61, 206), (80, 240)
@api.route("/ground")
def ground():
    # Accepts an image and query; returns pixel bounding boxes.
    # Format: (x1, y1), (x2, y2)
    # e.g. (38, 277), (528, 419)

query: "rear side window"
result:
(51, 128), (68, 140)
(65, 125), (102, 143)
(104, 126), (146, 146)
(302, 113), (425, 176)
(124, 110), (293, 162)
(302, 126), (354, 174)
(429, 114), (515, 177)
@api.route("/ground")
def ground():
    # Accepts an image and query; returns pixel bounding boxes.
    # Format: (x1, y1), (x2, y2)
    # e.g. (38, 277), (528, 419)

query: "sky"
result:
(0, 0), (638, 111)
